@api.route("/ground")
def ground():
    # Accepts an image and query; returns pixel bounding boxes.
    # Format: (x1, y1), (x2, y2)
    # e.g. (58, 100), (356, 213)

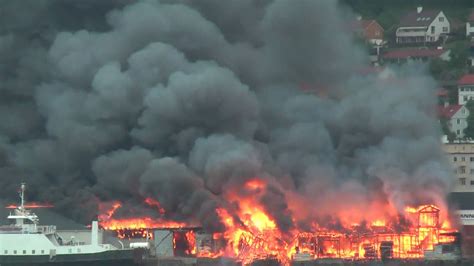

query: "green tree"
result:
(429, 58), (448, 79)
(429, 40), (469, 81)
(464, 100), (474, 139)
(447, 40), (469, 70)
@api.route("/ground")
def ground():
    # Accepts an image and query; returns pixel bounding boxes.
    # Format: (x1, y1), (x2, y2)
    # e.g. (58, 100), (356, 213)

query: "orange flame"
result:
(96, 179), (458, 264)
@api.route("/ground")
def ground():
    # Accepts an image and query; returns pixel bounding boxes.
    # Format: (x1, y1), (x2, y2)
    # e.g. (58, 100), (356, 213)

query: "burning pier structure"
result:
(291, 205), (458, 261)
(98, 196), (460, 265)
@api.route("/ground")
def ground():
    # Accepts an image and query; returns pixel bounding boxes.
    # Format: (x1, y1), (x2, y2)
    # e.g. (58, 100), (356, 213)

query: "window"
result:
(470, 157), (474, 162)
(457, 129), (461, 135)
(431, 26), (435, 34)
(457, 119), (461, 124)
(460, 178), (466, 185)
(460, 166), (466, 174)
(471, 180), (474, 185)
(13, 250), (17, 254)
(470, 169), (474, 174)
(41, 250), (44, 254)
(23, 250), (26, 254)
(443, 27), (448, 32)
(439, 17), (444, 22)
(464, 96), (468, 102)
(4, 250), (7, 254)
(462, 157), (466, 161)
(454, 156), (457, 162)
(32, 250), (35, 254)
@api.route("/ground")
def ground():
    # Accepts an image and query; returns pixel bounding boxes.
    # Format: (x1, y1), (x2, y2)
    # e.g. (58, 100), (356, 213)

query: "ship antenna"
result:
(19, 182), (26, 210)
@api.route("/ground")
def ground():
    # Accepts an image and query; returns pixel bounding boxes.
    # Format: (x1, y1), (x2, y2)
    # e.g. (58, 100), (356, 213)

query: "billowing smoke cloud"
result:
(0, 0), (450, 231)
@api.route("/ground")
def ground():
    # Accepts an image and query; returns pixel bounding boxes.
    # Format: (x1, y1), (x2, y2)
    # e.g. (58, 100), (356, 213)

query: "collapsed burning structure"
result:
(0, 0), (464, 265)
(98, 179), (460, 265)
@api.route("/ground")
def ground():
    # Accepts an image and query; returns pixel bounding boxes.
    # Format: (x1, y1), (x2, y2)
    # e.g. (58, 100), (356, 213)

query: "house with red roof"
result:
(467, 9), (474, 37)
(396, 7), (450, 44)
(458, 74), (474, 105)
(438, 104), (469, 138)
(381, 48), (450, 64)
(359, 19), (384, 45)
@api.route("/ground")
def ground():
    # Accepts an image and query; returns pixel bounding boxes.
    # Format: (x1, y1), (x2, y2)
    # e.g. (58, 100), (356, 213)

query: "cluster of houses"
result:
(359, 6), (474, 66)
(357, 6), (474, 140)
(438, 74), (474, 139)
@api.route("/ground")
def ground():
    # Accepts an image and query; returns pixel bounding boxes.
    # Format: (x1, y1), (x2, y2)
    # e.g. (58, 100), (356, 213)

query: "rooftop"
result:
(382, 48), (446, 59)
(458, 74), (474, 86)
(360, 19), (382, 30)
(437, 104), (462, 119)
(399, 9), (441, 27)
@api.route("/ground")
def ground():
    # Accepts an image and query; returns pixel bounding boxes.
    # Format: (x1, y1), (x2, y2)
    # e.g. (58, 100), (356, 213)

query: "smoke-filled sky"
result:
(0, 0), (451, 230)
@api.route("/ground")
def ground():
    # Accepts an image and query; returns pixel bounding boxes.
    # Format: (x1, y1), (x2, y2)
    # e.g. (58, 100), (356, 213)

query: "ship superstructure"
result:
(0, 183), (142, 265)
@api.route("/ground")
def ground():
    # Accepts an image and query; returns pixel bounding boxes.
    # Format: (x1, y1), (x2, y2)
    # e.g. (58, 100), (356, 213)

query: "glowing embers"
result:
(195, 232), (226, 258)
(288, 205), (459, 261)
(154, 229), (200, 257)
(418, 205), (440, 228)
(98, 199), (191, 240)
(101, 217), (188, 233)
(173, 230), (196, 256)
(96, 187), (459, 263)
(115, 228), (153, 239)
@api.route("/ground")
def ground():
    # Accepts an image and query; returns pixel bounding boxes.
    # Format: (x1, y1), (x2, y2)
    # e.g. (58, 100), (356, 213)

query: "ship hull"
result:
(0, 249), (145, 266)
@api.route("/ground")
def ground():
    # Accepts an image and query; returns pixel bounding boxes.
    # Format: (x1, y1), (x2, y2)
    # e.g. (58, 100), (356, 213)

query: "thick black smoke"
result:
(0, 0), (451, 231)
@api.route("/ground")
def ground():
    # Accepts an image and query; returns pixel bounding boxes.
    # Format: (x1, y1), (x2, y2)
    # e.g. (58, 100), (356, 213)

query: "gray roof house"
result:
(396, 7), (450, 44)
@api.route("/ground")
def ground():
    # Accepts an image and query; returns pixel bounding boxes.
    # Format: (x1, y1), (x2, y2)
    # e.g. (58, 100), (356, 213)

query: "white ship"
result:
(0, 183), (144, 265)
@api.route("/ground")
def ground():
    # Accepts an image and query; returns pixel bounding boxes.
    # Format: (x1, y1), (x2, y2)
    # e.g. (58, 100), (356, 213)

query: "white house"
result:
(439, 104), (469, 138)
(396, 7), (450, 44)
(467, 10), (474, 37)
(458, 74), (474, 105)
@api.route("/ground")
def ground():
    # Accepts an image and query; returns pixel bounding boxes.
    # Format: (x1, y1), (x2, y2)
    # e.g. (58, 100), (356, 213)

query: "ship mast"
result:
(7, 183), (40, 228)
(19, 182), (26, 211)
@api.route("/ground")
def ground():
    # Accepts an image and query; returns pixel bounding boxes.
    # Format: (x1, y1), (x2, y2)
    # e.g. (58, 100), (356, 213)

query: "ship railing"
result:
(0, 225), (56, 234)
(0, 225), (22, 233)
(61, 241), (86, 246)
(36, 225), (56, 234)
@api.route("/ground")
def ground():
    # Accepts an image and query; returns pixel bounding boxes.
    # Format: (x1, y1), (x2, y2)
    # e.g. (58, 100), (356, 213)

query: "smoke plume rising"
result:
(0, 0), (451, 231)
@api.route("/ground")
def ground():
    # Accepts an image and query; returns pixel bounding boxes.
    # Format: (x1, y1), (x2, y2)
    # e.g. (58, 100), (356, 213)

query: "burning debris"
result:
(98, 199), (193, 239)
(98, 179), (458, 265)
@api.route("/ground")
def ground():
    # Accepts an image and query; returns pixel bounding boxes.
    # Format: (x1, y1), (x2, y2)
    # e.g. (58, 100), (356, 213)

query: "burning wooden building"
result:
(97, 196), (460, 265)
